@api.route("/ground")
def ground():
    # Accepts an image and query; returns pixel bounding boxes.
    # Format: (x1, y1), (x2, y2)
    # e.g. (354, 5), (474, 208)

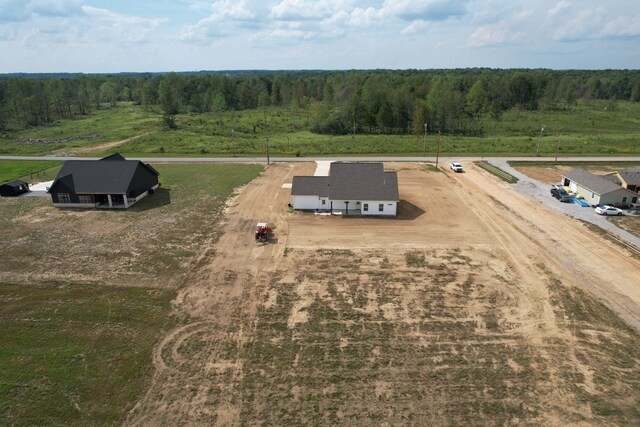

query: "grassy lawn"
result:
(0, 163), (263, 425)
(0, 282), (175, 425)
(0, 161), (61, 184)
(1, 100), (639, 157)
(0, 163), (264, 288)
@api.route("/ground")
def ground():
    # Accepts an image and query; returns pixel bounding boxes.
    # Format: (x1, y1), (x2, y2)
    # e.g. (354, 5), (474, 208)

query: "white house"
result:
(291, 162), (399, 216)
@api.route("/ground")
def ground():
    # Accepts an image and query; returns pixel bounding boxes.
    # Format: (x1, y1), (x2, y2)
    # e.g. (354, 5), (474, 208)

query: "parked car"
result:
(558, 194), (573, 203)
(595, 205), (624, 216)
(449, 162), (464, 172)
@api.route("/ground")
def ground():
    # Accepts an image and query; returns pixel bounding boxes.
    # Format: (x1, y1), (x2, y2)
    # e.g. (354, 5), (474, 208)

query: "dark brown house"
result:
(48, 153), (159, 209)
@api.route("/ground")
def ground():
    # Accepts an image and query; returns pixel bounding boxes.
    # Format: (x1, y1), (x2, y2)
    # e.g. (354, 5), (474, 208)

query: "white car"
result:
(595, 205), (623, 216)
(449, 162), (464, 172)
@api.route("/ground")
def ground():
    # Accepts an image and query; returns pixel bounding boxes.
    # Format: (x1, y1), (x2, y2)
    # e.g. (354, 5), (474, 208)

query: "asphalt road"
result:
(3, 155), (640, 163)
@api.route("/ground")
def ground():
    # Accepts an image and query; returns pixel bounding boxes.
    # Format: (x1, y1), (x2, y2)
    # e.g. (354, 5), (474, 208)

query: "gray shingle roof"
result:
(291, 176), (329, 196)
(618, 168), (640, 186)
(328, 163), (398, 201)
(50, 155), (158, 194)
(563, 169), (626, 195)
(291, 162), (399, 201)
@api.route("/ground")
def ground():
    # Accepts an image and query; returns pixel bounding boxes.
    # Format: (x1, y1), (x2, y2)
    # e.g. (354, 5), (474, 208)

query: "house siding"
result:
(330, 199), (397, 216)
(599, 188), (637, 206)
(571, 183), (601, 205)
(361, 200), (397, 216)
(292, 195), (321, 210)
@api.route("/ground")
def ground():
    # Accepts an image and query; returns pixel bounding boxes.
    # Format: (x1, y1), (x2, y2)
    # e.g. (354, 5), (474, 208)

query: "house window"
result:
(378, 204), (384, 212)
(58, 193), (71, 203)
(321, 199), (326, 205)
(79, 195), (92, 204)
(622, 197), (627, 203)
(591, 193), (595, 198)
(363, 203), (369, 212)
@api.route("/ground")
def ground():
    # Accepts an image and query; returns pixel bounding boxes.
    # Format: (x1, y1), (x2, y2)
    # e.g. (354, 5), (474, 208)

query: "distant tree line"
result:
(1, 69), (639, 136)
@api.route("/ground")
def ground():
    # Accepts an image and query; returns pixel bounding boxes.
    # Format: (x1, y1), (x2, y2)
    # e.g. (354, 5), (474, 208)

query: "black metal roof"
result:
(49, 154), (159, 194)
(291, 176), (330, 196)
(1, 179), (28, 188)
(291, 162), (399, 201)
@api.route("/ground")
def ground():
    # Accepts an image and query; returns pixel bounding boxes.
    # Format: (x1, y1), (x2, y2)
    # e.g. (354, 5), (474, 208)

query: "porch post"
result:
(107, 194), (113, 207)
(123, 194), (129, 208)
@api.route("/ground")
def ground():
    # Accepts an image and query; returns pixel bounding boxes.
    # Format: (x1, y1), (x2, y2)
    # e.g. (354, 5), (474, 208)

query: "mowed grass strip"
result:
(0, 160), (61, 184)
(0, 282), (175, 425)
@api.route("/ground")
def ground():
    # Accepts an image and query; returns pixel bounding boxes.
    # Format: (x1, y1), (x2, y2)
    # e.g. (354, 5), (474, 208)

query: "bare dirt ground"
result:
(512, 165), (623, 184)
(125, 162), (640, 425)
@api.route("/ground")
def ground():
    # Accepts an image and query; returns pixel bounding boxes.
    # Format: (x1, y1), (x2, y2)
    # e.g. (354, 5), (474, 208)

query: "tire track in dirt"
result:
(457, 163), (640, 330)
(125, 163), (305, 426)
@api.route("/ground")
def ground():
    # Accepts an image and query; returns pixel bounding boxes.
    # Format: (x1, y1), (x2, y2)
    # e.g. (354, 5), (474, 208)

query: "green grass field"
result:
(0, 161), (61, 184)
(0, 163), (263, 425)
(1, 100), (639, 157)
(0, 282), (175, 425)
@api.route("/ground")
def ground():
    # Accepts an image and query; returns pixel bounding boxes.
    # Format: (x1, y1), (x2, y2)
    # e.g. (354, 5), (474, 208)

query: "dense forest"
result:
(1, 69), (639, 137)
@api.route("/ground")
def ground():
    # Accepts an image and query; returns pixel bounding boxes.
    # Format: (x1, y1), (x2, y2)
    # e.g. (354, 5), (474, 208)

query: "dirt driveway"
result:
(126, 162), (640, 426)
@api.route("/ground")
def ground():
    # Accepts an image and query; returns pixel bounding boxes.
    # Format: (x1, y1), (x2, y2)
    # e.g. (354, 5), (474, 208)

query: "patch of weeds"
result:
(405, 251), (426, 267)
(317, 249), (354, 256)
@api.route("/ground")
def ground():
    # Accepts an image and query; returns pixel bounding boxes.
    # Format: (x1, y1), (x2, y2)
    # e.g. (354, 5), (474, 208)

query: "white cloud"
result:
(468, 9), (531, 47)
(348, 7), (382, 27)
(382, 0), (469, 22)
(210, 0), (254, 21)
(553, 7), (604, 41)
(600, 14), (640, 38)
(180, 0), (256, 43)
(270, 0), (354, 21)
(547, 1), (571, 18)
(401, 20), (429, 35)
(82, 6), (166, 27)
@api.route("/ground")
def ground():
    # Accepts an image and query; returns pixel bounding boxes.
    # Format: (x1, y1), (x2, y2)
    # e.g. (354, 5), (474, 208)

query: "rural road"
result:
(3, 155), (640, 162)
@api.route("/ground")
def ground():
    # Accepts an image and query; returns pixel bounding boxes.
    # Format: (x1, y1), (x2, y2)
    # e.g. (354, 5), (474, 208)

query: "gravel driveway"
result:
(492, 160), (640, 249)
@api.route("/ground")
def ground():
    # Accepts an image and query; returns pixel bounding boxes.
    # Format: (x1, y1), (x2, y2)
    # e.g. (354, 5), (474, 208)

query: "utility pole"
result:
(554, 139), (560, 163)
(422, 122), (428, 157)
(536, 124), (545, 156)
(435, 131), (441, 169)
(265, 134), (270, 165)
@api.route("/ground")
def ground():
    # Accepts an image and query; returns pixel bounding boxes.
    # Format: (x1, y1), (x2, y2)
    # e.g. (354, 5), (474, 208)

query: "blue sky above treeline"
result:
(1, 0), (639, 72)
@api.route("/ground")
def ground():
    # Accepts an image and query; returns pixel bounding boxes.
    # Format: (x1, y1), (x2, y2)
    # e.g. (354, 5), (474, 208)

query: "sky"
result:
(1, 0), (639, 73)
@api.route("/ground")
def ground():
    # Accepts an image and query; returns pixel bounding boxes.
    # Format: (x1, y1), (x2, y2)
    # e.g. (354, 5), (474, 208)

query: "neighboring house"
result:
(604, 168), (640, 194)
(0, 179), (30, 197)
(291, 162), (399, 216)
(561, 169), (637, 206)
(48, 153), (160, 209)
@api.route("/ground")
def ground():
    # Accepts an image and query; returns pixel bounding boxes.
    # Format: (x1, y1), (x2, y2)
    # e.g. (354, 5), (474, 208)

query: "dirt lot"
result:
(125, 162), (640, 425)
